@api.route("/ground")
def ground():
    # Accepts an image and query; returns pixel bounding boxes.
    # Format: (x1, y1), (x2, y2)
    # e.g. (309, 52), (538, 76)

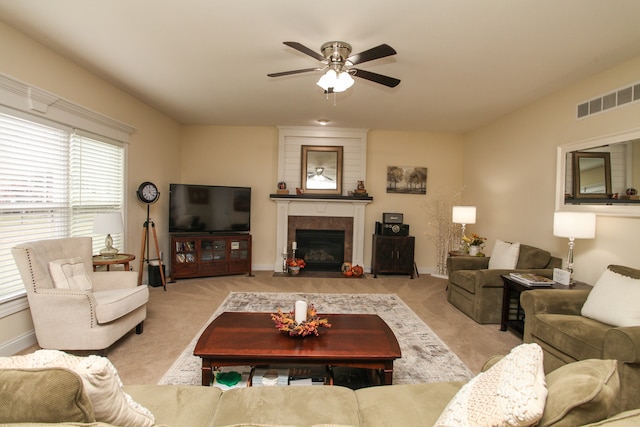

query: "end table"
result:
(92, 253), (135, 272)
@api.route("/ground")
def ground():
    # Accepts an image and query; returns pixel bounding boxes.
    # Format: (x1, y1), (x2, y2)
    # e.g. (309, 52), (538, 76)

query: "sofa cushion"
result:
(581, 409), (640, 426)
(356, 381), (464, 427)
(212, 385), (360, 426)
(0, 368), (95, 424)
(124, 384), (222, 427)
(488, 240), (520, 270)
(0, 350), (154, 427)
(531, 313), (608, 360)
(93, 286), (149, 324)
(434, 343), (547, 427)
(538, 359), (619, 427)
(516, 244), (552, 269)
(581, 267), (640, 327)
(49, 257), (92, 291)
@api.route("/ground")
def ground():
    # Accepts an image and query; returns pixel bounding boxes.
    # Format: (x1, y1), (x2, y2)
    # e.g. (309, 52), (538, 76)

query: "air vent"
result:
(577, 80), (640, 119)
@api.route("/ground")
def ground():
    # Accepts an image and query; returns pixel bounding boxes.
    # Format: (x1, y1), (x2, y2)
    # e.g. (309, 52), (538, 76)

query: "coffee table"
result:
(194, 312), (401, 386)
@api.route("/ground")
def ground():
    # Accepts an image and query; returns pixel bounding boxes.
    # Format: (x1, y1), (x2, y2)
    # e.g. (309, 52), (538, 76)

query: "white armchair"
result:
(12, 237), (148, 351)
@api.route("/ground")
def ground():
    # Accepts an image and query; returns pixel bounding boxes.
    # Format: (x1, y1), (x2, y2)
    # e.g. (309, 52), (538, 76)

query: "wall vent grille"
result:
(577, 80), (640, 119)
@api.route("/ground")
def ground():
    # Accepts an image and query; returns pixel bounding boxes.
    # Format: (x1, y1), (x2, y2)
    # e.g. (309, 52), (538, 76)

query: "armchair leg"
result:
(135, 321), (144, 334)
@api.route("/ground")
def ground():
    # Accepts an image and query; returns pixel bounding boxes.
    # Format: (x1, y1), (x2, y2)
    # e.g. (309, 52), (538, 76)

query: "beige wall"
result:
(366, 131), (464, 269)
(179, 126), (279, 269)
(0, 21), (182, 352)
(464, 56), (640, 284)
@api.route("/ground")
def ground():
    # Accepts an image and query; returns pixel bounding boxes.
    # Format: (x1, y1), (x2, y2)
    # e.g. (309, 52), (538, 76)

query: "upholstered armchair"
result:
(447, 244), (561, 324)
(12, 237), (149, 351)
(521, 265), (640, 413)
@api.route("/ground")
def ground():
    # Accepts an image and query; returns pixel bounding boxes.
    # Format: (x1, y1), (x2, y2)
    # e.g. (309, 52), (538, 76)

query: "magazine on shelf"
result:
(509, 273), (554, 286)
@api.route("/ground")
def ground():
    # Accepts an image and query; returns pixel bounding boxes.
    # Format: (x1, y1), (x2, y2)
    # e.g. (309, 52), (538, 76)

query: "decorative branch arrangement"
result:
(421, 187), (465, 276)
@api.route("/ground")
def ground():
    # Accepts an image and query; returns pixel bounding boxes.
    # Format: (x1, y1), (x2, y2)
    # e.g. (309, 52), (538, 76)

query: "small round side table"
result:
(92, 253), (135, 272)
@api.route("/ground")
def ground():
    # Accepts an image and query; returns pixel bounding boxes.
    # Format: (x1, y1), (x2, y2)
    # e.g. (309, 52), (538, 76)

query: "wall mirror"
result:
(301, 145), (343, 195)
(572, 152), (612, 198)
(556, 127), (640, 216)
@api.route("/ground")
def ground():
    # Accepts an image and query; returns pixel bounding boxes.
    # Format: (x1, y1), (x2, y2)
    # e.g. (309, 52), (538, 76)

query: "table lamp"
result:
(93, 213), (124, 258)
(553, 211), (596, 280)
(452, 206), (477, 252)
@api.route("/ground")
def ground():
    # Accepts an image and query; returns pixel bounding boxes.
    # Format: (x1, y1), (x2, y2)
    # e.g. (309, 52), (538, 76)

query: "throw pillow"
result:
(488, 240), (521, 270)
(0, 368), (95, 423)
(434, 343), (547, 427)
(0, 350), (154, 427)
(539, 359), (618, 426)
(581, 267), (640, 327)
(49, 257), (92, 291)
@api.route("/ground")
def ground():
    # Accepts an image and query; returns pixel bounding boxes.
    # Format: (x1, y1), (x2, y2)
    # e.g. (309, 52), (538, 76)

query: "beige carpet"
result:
(19, 271), (522, 385)
(159, 292), (474, 386)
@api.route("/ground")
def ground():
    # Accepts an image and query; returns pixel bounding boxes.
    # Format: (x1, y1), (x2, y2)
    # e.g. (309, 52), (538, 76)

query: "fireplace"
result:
(296, 229), (345, 271)
(270, 195), (372, 272)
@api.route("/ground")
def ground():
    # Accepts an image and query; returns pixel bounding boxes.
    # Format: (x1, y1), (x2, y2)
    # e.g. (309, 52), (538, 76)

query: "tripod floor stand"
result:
(138, 205), (166, 290)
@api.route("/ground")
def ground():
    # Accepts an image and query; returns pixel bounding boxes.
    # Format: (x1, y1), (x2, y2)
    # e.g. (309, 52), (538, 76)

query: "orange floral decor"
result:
(271, 304), (331, 337)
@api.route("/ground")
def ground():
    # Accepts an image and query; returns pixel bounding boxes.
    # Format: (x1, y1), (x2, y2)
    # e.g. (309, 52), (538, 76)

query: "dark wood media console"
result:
(170, 233), (251, 280)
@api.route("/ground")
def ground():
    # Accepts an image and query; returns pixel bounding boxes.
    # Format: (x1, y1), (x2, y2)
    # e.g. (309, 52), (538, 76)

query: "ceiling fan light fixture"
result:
(316, 69), (354, 93)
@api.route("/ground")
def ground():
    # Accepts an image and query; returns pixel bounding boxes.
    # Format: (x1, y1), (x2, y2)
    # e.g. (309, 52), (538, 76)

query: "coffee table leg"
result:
(382, 362), (394, 385)
(201, 361), (213, 386)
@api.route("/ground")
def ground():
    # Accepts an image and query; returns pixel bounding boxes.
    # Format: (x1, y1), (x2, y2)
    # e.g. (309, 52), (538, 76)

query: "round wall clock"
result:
(136, 181), (160, 204)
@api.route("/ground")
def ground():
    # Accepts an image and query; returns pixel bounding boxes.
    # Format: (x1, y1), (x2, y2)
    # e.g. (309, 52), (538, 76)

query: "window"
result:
(0, 111), (125, 304)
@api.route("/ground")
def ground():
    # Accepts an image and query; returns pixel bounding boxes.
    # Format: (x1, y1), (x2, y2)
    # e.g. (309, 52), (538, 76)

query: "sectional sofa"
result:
(1, 346), (639, 427)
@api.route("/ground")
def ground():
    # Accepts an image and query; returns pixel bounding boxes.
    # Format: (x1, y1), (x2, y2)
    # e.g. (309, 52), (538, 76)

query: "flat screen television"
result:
(169, 183), (251, 234)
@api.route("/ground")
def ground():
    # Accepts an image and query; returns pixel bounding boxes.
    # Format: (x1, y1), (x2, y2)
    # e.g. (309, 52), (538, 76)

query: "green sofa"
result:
(1, 356), (640, 426)
(521, 265), (640, 414)
(447, 244), (561, 324)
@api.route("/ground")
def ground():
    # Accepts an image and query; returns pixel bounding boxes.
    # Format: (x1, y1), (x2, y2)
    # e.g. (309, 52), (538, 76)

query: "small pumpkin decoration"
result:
(341, 262), (352, 274)
(351, 265), (364, 277)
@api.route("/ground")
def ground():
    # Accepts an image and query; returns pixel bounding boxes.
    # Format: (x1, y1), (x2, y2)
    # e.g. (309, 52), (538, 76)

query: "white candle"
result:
(292, 241), (297, 250)
(294, 300), (307, 324)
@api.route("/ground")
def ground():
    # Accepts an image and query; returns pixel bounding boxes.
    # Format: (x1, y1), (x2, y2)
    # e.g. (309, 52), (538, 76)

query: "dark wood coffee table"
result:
(194, 312), (401, 386)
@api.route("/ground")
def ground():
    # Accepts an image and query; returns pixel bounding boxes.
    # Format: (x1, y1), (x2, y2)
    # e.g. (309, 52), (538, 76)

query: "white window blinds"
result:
(0, 112), (125, 303)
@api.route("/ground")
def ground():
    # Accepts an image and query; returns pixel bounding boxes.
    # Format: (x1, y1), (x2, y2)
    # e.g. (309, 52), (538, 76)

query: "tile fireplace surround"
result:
(270, 195), (373, 272)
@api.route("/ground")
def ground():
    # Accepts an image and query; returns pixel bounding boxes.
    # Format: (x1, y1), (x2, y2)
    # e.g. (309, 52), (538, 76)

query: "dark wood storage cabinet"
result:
(371, 234), (415, 278)
(171, 234), (251, 280)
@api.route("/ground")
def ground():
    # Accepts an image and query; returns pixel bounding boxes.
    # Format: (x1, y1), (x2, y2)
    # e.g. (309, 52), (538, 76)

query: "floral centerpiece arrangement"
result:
(462, 233), (487, 255)
(271, 304), (331, 337)
(286, 257), (305, 275)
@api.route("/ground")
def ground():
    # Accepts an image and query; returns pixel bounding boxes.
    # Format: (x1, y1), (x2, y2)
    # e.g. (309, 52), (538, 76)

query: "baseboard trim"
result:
(0, 329), (37, 356)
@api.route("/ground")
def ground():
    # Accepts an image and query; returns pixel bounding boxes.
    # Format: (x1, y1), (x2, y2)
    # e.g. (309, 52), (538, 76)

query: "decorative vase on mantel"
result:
(468, 245), (480, 256)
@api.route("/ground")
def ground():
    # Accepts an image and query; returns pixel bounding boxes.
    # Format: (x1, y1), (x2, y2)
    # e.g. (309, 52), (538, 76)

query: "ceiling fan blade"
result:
(267, 68), (319, 78)
(348, 44), (397, 65)
(283, 41), (325, 62)
(352, 68), (401, 88)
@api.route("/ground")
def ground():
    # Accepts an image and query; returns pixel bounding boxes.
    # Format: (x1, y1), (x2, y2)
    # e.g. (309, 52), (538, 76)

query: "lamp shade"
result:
(93, 213), (124, 234)
(452, 206), (476, 224)
(553, 211), (596, 239)
(316, 70), (354, 93)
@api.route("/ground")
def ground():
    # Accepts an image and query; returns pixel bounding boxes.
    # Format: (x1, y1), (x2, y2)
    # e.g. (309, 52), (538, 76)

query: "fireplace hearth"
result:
(296, 229), (345, 271)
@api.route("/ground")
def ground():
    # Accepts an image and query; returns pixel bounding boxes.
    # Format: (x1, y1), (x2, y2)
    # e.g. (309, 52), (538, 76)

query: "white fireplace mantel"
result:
(270, 195), (372, 272)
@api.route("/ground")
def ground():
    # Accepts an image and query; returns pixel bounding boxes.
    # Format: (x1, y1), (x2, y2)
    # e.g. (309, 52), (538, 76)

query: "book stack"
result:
(509, 273), (554, 286)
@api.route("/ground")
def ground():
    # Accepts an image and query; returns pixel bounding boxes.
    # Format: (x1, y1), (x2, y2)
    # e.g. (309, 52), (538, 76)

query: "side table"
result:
(92, 253), (135, 272)
(500, 274), (591, 335)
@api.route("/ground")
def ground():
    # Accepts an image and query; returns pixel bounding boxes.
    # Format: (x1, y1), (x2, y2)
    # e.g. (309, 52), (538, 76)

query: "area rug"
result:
(159, 292), (473, 386)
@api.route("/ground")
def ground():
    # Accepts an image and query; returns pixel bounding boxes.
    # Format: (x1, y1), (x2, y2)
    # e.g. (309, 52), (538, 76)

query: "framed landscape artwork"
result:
(387, 166), (427, 194)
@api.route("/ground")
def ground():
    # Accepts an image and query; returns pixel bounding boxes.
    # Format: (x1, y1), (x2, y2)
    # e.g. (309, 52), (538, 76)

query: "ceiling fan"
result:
(268, 41), (401, 93)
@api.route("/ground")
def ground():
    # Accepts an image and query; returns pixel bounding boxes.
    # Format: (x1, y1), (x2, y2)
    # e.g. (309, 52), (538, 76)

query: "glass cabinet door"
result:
(230, 239), (249, 260)
(175, 240), (197, 264)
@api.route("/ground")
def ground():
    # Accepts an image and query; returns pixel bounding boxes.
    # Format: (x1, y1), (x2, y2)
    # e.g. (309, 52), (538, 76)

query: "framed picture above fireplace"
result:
(301, 145), (343, 195)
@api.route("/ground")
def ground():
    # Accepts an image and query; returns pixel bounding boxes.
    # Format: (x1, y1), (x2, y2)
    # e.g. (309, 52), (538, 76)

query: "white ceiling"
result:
(2, 0), (640, 133)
